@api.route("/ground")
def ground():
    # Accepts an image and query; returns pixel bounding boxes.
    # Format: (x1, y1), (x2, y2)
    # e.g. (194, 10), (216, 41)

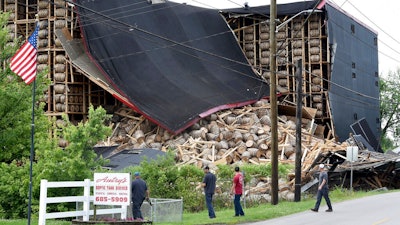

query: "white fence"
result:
(38, 179), (127, 225)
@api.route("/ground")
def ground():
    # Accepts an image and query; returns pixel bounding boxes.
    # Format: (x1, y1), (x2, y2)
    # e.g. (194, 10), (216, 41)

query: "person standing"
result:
(311, 164), (333, 212)
(231, 166), (245, 217)
(131, 172), (150, 221)
(201, 166), (216, 219)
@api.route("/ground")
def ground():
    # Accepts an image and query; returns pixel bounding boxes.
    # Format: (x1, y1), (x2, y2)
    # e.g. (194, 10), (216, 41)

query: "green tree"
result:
(0, 106), (111, 218)
(379, 69), (400, 150)
(380, 68), (400, 150)
(0, 12), (50, 163)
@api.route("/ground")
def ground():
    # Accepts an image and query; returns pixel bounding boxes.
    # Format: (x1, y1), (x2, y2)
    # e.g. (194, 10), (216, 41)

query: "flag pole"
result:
(27, 16), (39, 225)
(27, 79), (36, 225)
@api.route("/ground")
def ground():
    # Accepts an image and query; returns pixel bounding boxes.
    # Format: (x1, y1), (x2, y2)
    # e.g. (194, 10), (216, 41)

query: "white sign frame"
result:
(94, 173), (131, 206)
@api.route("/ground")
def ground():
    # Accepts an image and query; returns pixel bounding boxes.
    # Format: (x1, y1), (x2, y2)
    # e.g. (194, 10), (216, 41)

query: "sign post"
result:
(346, 146), (358, 192)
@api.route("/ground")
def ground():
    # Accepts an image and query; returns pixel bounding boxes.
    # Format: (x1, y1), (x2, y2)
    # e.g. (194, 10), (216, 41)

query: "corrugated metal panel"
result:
(325, 3), (380, 142)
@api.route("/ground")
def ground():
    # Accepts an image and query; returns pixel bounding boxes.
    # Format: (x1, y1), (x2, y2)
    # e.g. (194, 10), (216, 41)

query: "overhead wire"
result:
(53, 0), (383, 109)
(55, 0), (269, 101)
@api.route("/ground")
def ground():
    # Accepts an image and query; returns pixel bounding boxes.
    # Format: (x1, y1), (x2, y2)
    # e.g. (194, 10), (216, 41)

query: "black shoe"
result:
(311, 208), (318, 212)
(326, 209), (333, 212)
(234, 215), (239, 217)
(210, 216), (216, 219)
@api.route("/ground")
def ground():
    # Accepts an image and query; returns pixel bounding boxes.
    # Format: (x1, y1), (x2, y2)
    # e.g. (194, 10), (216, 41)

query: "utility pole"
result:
(269, 0), (279, 205)
(294, 59), (302, 202)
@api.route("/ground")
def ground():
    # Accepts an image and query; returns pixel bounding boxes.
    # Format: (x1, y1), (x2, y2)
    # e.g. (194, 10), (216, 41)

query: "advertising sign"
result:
(94, 173), (131, 206)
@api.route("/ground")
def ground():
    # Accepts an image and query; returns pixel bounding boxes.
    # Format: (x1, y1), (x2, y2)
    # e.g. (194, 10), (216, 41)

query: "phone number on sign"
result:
(95, 197), (128, 203)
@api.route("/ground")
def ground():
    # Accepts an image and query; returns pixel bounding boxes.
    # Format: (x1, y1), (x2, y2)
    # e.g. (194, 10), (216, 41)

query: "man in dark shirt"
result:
(311, 164), (333, 212)
(201, 166), (216, 219)
(131, 172), (149, 221)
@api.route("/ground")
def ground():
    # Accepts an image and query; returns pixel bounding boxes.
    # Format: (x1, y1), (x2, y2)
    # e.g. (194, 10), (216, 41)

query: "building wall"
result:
(2, 0), (116, 124)
(325, 4), (380, 141)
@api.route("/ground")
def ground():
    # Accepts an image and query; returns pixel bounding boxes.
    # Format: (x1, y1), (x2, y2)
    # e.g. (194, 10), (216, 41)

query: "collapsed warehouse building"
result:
(3, 0), (396, 190)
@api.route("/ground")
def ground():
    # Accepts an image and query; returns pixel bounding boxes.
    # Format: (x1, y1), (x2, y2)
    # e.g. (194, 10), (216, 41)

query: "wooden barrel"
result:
(38, 9), (48, 17)
(6, 24), (15, 31)
(312, 76), (321, 84)
(37, 64), (47, 72)
(54, 94), (66, 103)
(260, 24), (269, 32)
(309, 21), (319, 29)
(55, 103), (65, 112)
(310, 29), (320, 37)
(245, 51), (254, 58)
(68, 95), (74, 103)
(310, 47), (320, 54)
(55, 8), (66, 17)
(292, 40), (302, 48)
(38, 20), (48, 29)
(38, 39), (48, 47)
(54, 73), (66, 82)
(54, 84), (65, 94)
(311, 85), (321, 92)
(244, 43), (254, 50)
(244, 27), (254, 34)
(278, 78), (287, 86)
(54, 0), (65, 6)
(244, 34), (254, 41)
(58, 139), (68, 148)
(313, 69), (322, 76)
(313, 103), (323, 110)
(292, 31), (303, 38)
(260, 41), (270, 50)
(310, 54), (320, 62)
(292, 22), (302, 30)
(54, 64), (65, 73)
(55, 38), (62, 47)
(276, 31), (286, 39)
(8, 12), (16, 20)
(316, 110), (323, 117)
(278, 49), (286, 57)
(261, 50), (270, 58)
(37, 54), (48, 63)
(259, 33), (269, 40)
(277, 41), (286, 48)
(38, 1), (48, 9)
(5, 4), (15, 11)
(309, 39), (320, 47)
(260, 57), (270, 65)
(293, 55), (302, 61)
(313, 95), (323, 102)
(55, 55), (66, 63)
(293, 48), (303, 56)
(54, 20), (66, 28)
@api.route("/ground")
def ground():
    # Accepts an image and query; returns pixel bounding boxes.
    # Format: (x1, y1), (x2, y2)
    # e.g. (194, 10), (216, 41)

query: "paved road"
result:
(241, 191), (400, 225)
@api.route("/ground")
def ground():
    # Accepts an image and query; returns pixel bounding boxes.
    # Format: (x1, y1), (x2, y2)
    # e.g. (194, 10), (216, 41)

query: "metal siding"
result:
(326, 4), (380, 141)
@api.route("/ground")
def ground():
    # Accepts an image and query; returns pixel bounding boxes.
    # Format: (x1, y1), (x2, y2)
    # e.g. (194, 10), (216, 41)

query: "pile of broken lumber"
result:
(100, 99), (348, 173)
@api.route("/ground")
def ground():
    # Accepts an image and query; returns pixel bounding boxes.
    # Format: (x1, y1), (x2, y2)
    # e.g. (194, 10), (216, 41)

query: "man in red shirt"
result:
(231, 166), (245, 217)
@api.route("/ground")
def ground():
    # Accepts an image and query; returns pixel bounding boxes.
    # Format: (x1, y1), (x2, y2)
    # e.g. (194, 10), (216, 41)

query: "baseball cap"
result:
(134, 171), (140, 176)
(319, 164), (325, 169)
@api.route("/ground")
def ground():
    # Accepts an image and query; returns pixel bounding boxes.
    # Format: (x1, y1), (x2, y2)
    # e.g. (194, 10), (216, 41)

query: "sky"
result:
(169, 0), (400, 76)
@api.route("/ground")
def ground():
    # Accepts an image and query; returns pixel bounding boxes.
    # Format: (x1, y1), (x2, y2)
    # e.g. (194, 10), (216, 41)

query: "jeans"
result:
(234, 194), (244, 216)
(314, 187), (332, 210)
(205, 193), (216, 218)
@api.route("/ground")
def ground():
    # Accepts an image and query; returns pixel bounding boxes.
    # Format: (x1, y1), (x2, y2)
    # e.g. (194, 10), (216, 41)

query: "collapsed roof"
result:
(74, 0), (269, 133)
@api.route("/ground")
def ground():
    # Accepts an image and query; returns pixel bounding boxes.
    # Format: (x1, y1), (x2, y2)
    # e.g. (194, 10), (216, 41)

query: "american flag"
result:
(10, 26), (39, 85)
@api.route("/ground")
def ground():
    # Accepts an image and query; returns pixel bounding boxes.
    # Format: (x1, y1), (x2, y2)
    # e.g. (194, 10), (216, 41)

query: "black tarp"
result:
(75, 0), (268, 133)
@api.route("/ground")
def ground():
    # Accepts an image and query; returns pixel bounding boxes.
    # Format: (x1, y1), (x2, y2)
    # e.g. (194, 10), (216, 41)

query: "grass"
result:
(0, 188), (394, 225)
